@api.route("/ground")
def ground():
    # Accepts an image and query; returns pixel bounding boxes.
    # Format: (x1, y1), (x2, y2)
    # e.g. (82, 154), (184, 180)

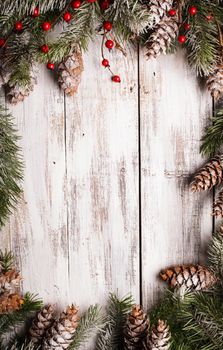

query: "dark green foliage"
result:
(96, 294), (134, 350)
(69, 304), (105, 349)
(200, 107), (223, 157)
(0, 251), (15, 273)
(0, 293), (42, 347)
(0, 106), (23, 228)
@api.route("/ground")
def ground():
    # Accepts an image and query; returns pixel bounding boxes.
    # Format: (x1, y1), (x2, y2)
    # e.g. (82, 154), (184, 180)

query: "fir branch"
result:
(208, 224), (223, 279)
(4, 340), (38, 350)
(105, 0), (150, 41)
(0, 251), (15, 273)
(0, 106), (23, 228)
(69, 304), (105, 349)
(95, 293), (134, 350)
(200, 107), (223, 157)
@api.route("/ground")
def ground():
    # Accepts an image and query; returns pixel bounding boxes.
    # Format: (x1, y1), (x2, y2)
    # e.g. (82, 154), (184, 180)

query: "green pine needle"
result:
(0, 106), (23, 228)
(200, 107), (223, 157)
(69, 304), (105, 349)
(0, 251), (15, 273)
(96, 293), (134, 350)
(208, 225), (223, 279)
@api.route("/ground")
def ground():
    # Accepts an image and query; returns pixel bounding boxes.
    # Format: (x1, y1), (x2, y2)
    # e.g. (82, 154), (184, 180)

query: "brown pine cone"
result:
(213, 188), (223, 217)
(43, 305), (79, 349)
(160, 265), (217, 291)
(147, 0), (174, 28)
(207, 65), (223, 101)
(0, 292), (24, 314)
(0, 269), (22, 294)
(149, 320), (171, 350)
(29, 304), (55, 344)
(124, 305), (149, 349)
(58, 46), (84, 96)
(191, 155), (223, 192)
(146, 16), (178, 59)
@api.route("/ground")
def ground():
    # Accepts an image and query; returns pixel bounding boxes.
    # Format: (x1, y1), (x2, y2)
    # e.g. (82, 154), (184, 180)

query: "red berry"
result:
(102, 59), (109, 67)
(15, 21), (23, 31)
(100, 0), (110, 10)
(168, 9), (176, 17)
(178, 35), (186, 43)
(71, 0), (81, 8)
(0, 39), (5, 47)
(63, 12), (72, 22)
(41, 44), (49, 53)
(47, 62), (55, 70)
(32, 7), (39, 17)
(188, 6), (197, 16)
(42, 22), (51, 31)
(184, 23), (190, 30)
(105, 39), (114, 49)
(103, 21), (112, 31)
(87, 0), (96, 2)
(112, 75), (121, 83)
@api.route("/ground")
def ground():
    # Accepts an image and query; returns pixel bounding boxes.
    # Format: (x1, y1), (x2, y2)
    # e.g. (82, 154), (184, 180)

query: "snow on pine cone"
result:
(149, 320), (171, 350)
(124, 305), (149, 349)
(213, 188), (223, 217)
(160, 265), (217, 291)
(207, 65), (223, 101)
(191, 155), (223, 192)
(58, 46), (84, 96)
(0, 268), (22, 294)
(147, 0), (174, 28)
(29, 304), (55, 344)
(146, 16), (178, 59)
(43, 305), (79, 350)
(6, 66), (37, 105)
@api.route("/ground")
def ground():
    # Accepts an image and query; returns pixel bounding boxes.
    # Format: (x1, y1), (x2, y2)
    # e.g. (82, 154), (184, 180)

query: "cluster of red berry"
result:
(167, 5), (213, 44)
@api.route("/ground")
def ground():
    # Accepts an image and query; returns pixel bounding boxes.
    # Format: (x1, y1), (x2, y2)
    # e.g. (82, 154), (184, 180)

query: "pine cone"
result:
(146, 16), (178, 59)
(6, 66), (37, 104)
(124, 305), (149, 350)
(207, 65), (223, 101)
(149, 320), (171, 350)
(58, 46), (84, 96)
(160, 265), (217, 291)
(147, 0), (174, 28)
(43, 305), (79, 349)
(213, 188), (223, 217)
(29, 304), (55, 344)
(0, 269), (22, 293)
(191, 155), (223, 192)
(0, 292), (24, 314)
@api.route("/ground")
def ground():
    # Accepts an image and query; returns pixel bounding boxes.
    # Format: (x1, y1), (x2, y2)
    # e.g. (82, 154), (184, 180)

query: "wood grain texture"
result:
(139, 50), (213, 309)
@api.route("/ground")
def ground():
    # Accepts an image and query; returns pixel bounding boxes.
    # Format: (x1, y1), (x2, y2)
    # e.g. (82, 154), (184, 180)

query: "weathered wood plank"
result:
(140, 51), (213, 309)
(1, 68), (70, 306)
(65, 41), (140, 312)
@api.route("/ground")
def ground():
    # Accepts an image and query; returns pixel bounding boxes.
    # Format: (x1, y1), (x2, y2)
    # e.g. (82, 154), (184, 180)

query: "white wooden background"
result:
(0, 43), (214, 332)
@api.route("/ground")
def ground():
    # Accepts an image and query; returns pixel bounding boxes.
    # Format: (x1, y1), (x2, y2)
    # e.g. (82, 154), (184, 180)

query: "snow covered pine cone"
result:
(43, 305), (79, 349)
(58, 45), (84, 96)
(29, 304), (55, 344)
(207, 65), (223, 101)
(0, 268), (21, 294)
(160, 265), (217, 291)
(146, 16), (178, 59)
(6, 66), (37, 104)
(191, 155), (223, 192)
(149, 320), (171, 350)
(147, 0), (174, 28)
(124, 305), (149, 349)
(213, 188), (223, 217)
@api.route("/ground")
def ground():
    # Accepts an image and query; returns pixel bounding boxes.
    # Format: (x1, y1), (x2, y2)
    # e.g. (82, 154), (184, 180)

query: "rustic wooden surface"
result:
(0, 43), (213, 345)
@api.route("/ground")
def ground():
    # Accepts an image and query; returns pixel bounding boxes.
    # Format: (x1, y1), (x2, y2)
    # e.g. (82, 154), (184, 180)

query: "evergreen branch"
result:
(4, 340), (38, 350)
(200, 107), (223, 157)
(0, 293), (42, 342)
(0, 251), (15, 273)
(69, 304), (105, 349)
(95, 293), (134, 350)
(208, 224), (223, 279)
(0, 106), (23, 228)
